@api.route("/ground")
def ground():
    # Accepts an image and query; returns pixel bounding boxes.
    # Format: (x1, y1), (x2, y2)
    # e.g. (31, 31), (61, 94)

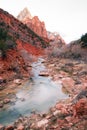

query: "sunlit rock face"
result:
(17, 8), (48, 39)
(17, 8), (66, 46)
(47, 31), (66, 47)
(17, 7), (32, 21)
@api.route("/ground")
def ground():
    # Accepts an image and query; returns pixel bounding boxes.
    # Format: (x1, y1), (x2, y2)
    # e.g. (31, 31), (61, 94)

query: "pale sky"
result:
(0, 0), (87, 43)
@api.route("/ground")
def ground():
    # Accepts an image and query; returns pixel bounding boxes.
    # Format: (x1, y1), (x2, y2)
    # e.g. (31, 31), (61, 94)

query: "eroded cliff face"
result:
(17, 8), (66, 47)
(0, 8), (48, 85)
(0, 8), (48, 49)
(0, 49), (29, 85)
(24, 16), (47, 38)
(17, 8), (48, 39)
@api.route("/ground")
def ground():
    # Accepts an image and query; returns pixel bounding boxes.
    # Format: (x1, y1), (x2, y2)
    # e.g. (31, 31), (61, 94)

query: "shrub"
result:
(81, 33), (87, 47)
(0, 28), (8, 58)
(0, 41), (8, 59)
(0, 28), (7, 41)
(0, 28), (15, 59)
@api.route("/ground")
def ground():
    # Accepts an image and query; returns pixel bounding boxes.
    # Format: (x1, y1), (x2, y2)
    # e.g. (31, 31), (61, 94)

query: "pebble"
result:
(4, 99), (10, 104)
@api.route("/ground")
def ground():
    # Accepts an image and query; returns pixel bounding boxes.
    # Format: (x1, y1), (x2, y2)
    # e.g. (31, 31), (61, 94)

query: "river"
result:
(0, 58), (68, 125)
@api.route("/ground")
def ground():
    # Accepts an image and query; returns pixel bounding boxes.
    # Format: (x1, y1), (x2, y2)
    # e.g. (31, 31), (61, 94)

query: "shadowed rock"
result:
(72, 90), (87, 104)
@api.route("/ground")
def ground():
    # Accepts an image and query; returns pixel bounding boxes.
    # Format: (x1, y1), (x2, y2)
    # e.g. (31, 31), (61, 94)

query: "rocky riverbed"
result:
(46, 58), (87, 94)
(0, 57), (87, 130)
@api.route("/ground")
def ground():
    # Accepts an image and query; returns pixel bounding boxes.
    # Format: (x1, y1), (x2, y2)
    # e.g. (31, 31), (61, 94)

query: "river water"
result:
(0, 58), (68, 125)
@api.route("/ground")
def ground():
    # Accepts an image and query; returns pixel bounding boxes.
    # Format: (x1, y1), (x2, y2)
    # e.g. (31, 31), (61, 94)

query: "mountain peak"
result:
(17, 8), (48, 39)
(17, 7), (32, 21)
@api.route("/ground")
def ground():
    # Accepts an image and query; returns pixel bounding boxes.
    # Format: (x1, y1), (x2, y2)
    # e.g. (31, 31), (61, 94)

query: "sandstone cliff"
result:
(17, 8), (66, 47)
(17, 8), (48, 39)
(0, 8), (48, 86)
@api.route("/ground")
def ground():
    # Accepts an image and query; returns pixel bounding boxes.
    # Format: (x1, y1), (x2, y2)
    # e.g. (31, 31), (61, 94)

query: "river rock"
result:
(37, 119), (48, 128)
(0, 103), (3, 108)
(39, 71), (49, 76)
(0, 124), (4, 130)
(13, 79), (21, 85)
(0, 77), (4, 84)
(21, 98), (25, 102)
(73, 98), (87, 117)
(48, 64), (55, 68)
(4, 98), (10, 104)
(53, 110), (61, 116)
(0, 85), (5, 90)
(62, 77), (75, 93)
(17, 125), (24, 130)
(5, 125), (14, 130)
(56, 103), (64, 110)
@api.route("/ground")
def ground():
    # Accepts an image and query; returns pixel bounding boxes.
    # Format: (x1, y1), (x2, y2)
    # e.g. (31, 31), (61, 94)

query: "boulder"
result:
(13, 79), (21, 85)
(37, 119), (48, 128)
(62, 77), (75, 93)
(56, 103), (64, 110)
(17, 125), (24, 130)
(73, 98), (87, 117)
(0, 124), (4, 130)
(5, 125), (14, 130)
(0, 103), (3, 108)
(39, 71), (49, 76)
(4, 98), (10, 104)
(0, 77), (6, 84)
(0, 77), (4, 84)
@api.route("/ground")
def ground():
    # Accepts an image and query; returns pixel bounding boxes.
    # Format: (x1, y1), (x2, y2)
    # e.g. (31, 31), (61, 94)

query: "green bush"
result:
(81, 33), (87, 47)
(0, 28), (15, 59)
(0, 28), (8, 58)
(0, 41), (7, 58)
(0, 28), (7, 40)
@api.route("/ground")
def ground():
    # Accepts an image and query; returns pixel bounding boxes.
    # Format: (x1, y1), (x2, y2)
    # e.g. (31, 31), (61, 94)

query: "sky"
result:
(0, 0), (87, 43)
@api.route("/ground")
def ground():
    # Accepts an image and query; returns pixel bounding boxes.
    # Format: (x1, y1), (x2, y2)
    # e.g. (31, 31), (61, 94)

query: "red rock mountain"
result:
(0, 8), (49, 54)
(0, 8), (48, 84)
(17, 7), (32, 21)
(17, 8), (66, 47)
(17, 8), (48, 39)
(47, 31), (66, 47)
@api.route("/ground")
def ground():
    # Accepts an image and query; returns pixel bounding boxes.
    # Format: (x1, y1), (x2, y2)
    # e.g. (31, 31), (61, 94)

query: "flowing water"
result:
(0, 58), (68, 125)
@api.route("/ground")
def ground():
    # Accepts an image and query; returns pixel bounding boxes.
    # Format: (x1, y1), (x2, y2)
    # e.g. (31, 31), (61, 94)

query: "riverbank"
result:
(45, 57), (87, 95)
(0, 78), (30, 108)
(0, 57), (87, 130)
(0, 55), (38, 110)
(0, 57), (67, 126)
